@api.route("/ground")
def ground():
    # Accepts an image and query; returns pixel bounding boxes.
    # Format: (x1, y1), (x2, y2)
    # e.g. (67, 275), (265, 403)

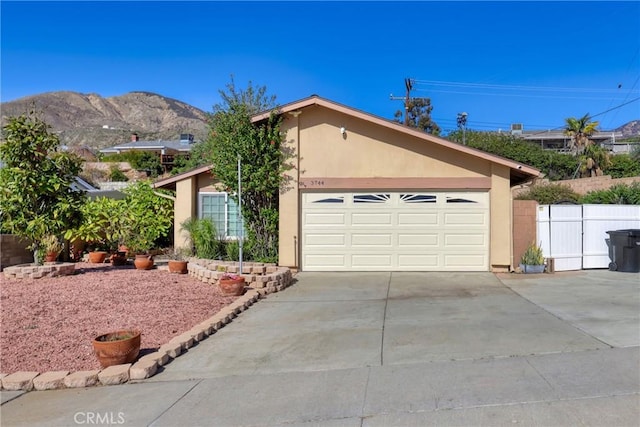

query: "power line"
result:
(413, 79), (629, 94)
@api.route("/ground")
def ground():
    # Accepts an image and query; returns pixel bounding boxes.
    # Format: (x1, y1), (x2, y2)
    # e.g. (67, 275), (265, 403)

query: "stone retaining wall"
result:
(187, 259), (294, 295)
(3, 263), (76, 279)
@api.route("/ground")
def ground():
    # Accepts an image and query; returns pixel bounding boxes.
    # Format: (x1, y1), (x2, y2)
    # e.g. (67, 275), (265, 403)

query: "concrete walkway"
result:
(2, 271), (639, 426)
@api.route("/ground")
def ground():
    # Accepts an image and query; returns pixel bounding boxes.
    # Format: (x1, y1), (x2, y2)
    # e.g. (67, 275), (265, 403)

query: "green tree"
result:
(454, 130), (579, 180)
(563, 114), (599, 155)
(577, 144), (611, 178)
(394, 98), (441, 135)
(604, 154), (640, 178)
(198, 78), (289, 262)
(0, 112), (85, 263)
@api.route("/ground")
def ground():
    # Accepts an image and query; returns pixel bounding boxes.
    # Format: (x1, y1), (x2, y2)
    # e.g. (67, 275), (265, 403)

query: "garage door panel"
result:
(351, 233), (393, 247)
(398, 254), (440, 267)
(444, 212), (487, 225)
(305, 234), (346, 246)
(398, 213), (439, 225)
(445, 254), (487, 268)
(352, 254), (393, 268)
(398, 234), (439, 247)
(305, 212), (346, 225)
(304, 254), (346, 268)
(302, 191), (489, 271)
(351, 213), (392, 226)
(444, 234), (486, 246)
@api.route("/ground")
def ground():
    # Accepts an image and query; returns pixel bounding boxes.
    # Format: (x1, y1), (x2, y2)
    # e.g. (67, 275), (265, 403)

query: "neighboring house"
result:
(73, 176), (126, 200)
(514, 128), (624, 152)
(154, 95), (539, 272)
(100, 133), (196, 172)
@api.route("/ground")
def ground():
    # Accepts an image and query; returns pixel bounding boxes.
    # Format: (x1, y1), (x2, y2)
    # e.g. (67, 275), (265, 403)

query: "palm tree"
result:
(564, 114), (599, 154)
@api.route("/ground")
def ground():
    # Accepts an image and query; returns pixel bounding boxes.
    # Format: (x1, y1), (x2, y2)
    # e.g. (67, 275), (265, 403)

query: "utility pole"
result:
(390, 78), (432, 127)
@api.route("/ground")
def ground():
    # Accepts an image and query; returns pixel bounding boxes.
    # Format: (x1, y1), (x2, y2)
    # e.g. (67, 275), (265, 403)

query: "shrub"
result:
(580, 182), (640, 205)
(109, 165), (129, 182)
(604, 154), (640, 178)
(515, 183), (581, 205)
(180, 217), (222, 259)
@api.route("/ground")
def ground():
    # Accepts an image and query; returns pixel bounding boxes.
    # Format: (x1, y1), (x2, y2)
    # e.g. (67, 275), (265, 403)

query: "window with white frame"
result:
(199, 192), (245, 238)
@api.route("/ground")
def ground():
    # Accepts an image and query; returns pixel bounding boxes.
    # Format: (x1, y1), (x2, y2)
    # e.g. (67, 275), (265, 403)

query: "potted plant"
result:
(126, 231), (157, 270)
(218, 272), (246, 296)
(92, 329), (141, 368)
(42, 234), (64, 263)
(520, 241), (546, 274)
(166, 247), (191, 274)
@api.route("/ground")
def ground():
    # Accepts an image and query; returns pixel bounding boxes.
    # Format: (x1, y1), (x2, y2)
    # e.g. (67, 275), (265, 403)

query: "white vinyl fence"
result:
(537, 204), (640, 271)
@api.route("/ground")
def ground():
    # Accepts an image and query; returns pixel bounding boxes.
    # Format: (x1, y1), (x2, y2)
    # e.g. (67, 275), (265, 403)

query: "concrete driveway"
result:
(2, 270), (639, 426)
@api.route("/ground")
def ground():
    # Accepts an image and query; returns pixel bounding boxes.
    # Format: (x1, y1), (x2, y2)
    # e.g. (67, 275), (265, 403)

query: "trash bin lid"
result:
(607, 229), (640, 237)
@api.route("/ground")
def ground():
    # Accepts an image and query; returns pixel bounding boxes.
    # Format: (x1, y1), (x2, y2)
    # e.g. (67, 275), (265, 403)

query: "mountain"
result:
(614, 120), (640, 138)
(0, 91), (209, 150)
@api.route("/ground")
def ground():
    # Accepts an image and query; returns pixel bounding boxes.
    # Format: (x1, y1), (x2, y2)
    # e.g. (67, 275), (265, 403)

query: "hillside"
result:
(0, 91), (209, 150)
(615, 120), (640, 138)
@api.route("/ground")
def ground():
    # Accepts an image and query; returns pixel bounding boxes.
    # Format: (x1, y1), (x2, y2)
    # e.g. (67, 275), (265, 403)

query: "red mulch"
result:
(0, 262), (237, 373)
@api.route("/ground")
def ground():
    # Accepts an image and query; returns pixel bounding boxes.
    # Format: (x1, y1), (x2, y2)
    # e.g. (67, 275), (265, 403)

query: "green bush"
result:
(515, 183), (581, 205)
(102, 151), (162, 177)
(580, 182), (640, 205)
(180, 217), (222, 259)
(604, 154), (640, 178)
(109, 165), (128, 182)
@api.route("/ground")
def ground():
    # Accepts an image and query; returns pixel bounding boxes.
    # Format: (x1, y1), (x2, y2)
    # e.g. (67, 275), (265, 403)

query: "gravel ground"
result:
(0, 262), (238, 373)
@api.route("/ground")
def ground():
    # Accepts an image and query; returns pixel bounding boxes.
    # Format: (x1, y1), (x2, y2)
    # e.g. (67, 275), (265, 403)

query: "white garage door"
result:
(301, 191), (489, 271)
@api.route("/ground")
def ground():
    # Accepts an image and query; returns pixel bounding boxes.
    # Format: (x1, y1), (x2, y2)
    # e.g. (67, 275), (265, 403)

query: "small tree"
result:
(394, 98), (441, 135)
(198, 78), (289, 262)
(564, 114), (599, 155)
(0, 112), (85, 263)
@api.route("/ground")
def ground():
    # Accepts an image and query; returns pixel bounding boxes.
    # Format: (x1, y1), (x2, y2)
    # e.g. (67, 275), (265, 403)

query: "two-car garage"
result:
(301, 191), (490, 271)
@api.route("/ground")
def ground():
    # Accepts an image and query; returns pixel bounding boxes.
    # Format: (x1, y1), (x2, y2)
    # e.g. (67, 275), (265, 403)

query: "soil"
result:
(0, 262), (237, 374)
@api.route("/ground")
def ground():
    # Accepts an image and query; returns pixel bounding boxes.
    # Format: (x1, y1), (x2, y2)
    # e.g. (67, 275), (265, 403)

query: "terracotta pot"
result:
(134, 254), (154, 270)
(92, 330), (141, 368)
(88, 251), (108, 264)
(44, 252), (58, 263)
(218, 277), (246, 296)
(110, 252), (128, 266)
(168, 260), (188, 274)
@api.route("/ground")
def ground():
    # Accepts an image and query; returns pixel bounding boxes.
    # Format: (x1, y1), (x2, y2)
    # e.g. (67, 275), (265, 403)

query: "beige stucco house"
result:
(154, 95), (539, 272)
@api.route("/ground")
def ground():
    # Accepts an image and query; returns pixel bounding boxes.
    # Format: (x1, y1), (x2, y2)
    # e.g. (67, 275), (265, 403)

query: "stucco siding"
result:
(297, 108), (492, 179)
(490, 164), (513, 270)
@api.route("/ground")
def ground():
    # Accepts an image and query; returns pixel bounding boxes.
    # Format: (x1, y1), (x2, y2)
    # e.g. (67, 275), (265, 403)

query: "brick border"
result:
(0, 259), (294, 392)
(3, 262), (76, 279)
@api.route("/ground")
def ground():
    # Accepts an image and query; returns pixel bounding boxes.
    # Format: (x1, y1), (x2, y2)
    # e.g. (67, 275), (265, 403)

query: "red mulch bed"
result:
(0, 262), (238, 374)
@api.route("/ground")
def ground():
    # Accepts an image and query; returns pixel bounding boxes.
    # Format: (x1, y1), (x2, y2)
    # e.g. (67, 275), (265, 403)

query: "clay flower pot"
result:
(88, 251), (108, 264)
(44, 252), (59, 263)
(92, 330), (141, 368)
(168, 260), (188, 274)
(134, 254), (154, 270)
(218, 275), (246, 296)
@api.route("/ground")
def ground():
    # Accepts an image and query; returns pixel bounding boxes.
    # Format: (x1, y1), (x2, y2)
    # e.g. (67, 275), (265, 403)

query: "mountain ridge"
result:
(1, 91), (209, 150)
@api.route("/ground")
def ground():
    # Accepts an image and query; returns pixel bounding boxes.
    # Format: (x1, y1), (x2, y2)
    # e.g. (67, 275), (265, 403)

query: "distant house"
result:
(510, 126), (625, 152)
(99, 133), (197, 172)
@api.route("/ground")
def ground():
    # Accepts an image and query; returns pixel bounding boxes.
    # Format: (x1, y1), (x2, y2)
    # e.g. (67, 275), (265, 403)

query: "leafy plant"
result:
(604, 154), (640, 178)
(180, 217), (221, 259)
(0, 112), (85, 263)
(109, 165), (129, 182)
(580, 183), (640, 205)
(515, 183), (581, 205)
(521, 242), (544, 265)
(42, 234), (64, 254)
(122, 181), (174, 253)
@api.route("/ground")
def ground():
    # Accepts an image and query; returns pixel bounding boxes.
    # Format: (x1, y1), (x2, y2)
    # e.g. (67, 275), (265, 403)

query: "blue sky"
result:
(1, 1), (639, 134)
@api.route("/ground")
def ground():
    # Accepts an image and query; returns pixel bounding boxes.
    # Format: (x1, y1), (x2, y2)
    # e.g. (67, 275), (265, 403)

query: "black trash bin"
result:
(606, 229), (640, 273)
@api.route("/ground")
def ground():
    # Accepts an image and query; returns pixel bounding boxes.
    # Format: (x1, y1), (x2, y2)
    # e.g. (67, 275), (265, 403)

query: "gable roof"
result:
(252, 95), (540, 185)
(153, 164), (213, 191)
